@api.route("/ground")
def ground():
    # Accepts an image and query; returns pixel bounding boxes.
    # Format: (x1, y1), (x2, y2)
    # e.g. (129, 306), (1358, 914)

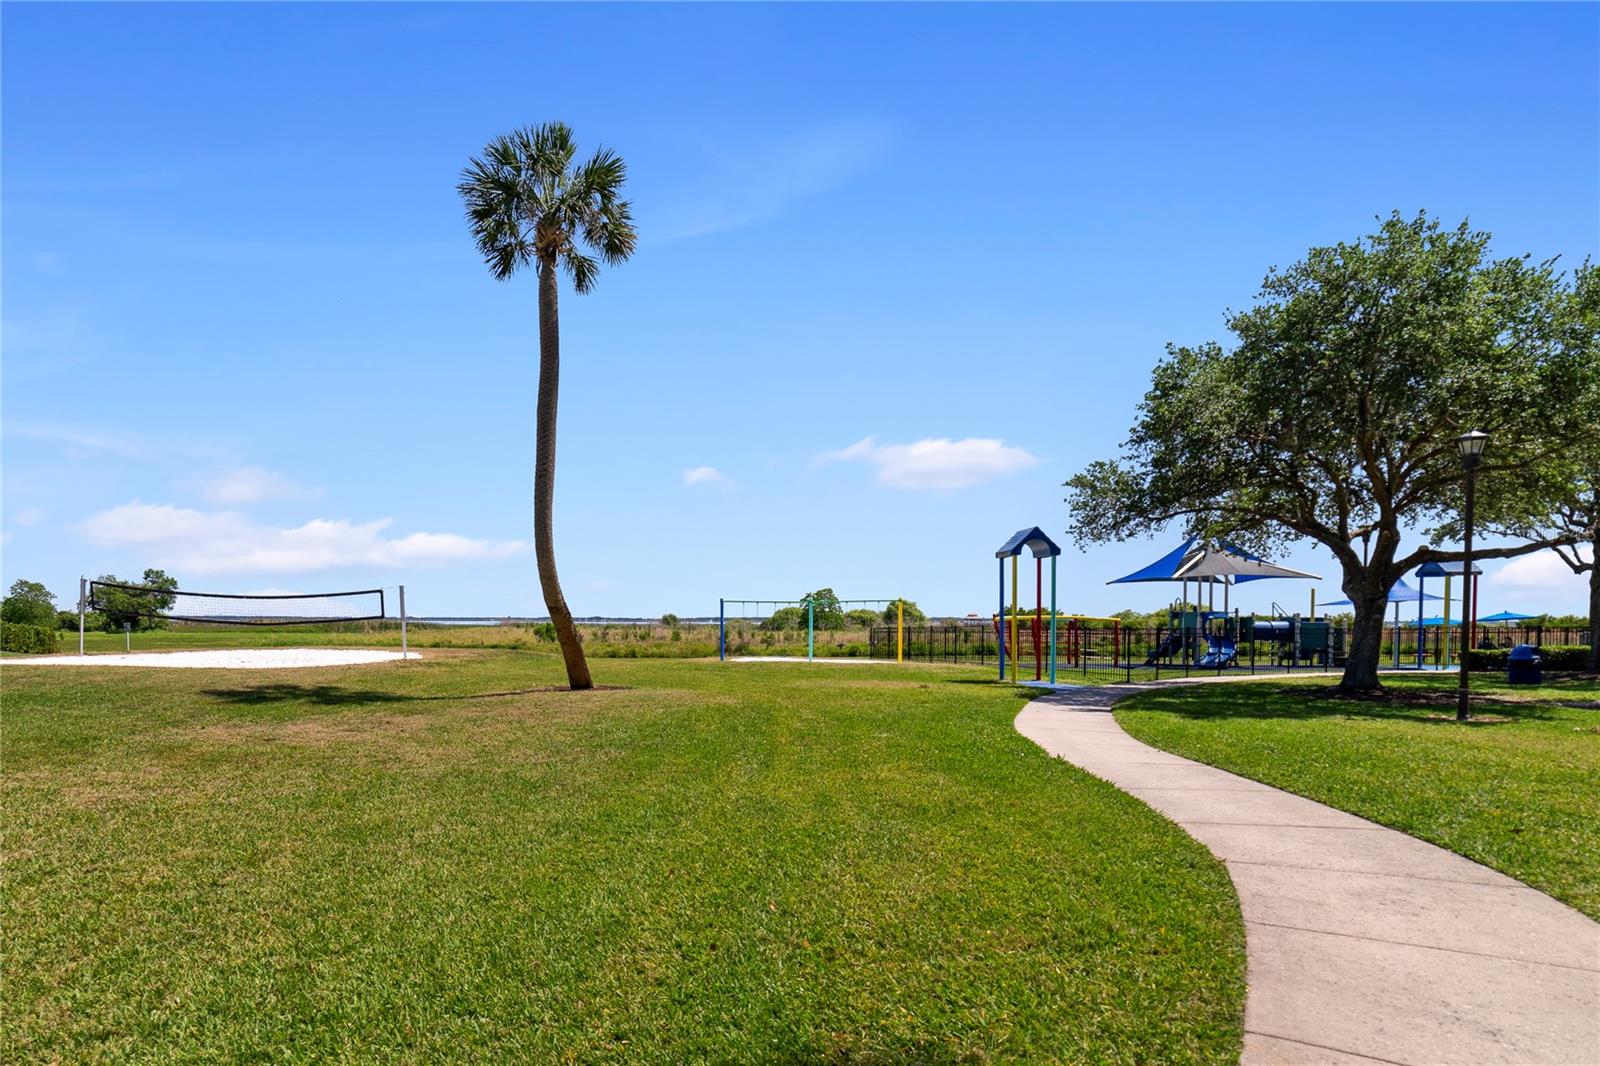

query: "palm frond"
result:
(460, 122), (635, 284)
(564, 249), (600, 294)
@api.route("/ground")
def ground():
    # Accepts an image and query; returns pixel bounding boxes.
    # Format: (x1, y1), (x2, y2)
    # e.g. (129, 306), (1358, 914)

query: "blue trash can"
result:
(1508, 644), (1542, 685)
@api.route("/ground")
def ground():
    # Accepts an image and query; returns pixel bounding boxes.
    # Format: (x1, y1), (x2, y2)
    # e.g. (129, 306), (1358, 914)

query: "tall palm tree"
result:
(459, 123), (636, 690)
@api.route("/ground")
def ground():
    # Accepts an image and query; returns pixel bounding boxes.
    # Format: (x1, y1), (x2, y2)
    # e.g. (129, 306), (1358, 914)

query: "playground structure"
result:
(1104, 540), (1335, 673)
(994, 528), (1061, 684)
(718, 595), (909, 662)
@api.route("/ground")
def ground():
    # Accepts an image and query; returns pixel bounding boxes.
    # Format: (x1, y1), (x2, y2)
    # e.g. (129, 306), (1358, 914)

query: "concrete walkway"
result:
(1016, 685), (1600, 1066)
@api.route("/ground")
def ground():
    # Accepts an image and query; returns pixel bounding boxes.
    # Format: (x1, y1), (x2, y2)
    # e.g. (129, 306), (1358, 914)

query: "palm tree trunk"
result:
(535, 258), (594, 690)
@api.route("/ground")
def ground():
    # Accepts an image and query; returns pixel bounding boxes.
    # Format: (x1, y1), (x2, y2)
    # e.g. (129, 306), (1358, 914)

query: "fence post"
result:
(78, 576), (87, 657)
(399, 584), (408, 660)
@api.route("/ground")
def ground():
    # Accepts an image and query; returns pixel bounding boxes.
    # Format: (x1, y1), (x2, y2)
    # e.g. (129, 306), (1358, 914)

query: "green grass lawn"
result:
(4, 650), (1245, 1063)
(1114, 674), (1600, 919)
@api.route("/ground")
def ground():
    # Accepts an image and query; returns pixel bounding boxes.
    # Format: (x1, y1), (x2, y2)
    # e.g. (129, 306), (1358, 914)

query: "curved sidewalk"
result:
(1016, 685), (1600, 1066)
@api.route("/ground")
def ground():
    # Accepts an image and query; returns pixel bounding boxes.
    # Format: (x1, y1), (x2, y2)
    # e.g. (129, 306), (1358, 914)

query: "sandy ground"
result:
(727, 656), (901, 664)
(2, 648), (418, 669)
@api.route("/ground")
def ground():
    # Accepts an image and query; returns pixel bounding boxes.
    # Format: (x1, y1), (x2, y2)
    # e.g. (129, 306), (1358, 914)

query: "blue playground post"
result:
(719, 598), (725, 661)
(997, 556), (1006, 680)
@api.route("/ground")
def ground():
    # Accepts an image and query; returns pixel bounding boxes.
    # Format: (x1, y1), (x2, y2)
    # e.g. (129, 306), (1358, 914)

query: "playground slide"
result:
(1144, 631), (1186, 666)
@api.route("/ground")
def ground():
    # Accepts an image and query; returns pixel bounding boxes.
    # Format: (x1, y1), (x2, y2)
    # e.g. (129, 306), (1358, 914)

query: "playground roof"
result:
(1108, 539), (1318, 584)
(1107, 538), (1200, 583)
(1321, 578), (1442, 606)
(1479, 610), (1538, 622)
(1176, 545), (1320, 582)
(1402, 616), (1464, 627)
(1415, 561), (1484, 577)
(995, 527), (1061, 559)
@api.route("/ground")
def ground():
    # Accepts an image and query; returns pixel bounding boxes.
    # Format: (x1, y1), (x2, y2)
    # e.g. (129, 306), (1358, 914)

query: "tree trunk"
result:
(1337, 566), (1393, 691)
(1587, 557), (1599, 673)
(535, 258), (593, 690)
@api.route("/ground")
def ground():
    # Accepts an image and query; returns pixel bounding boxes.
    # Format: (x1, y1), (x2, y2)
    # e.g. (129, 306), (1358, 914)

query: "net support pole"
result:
(896, 600), (903, 664)
(399, 585), (408, 660)
(806, 592), (819, 659)
(719, 598), (725, 661)
(78, 576), (86, 656)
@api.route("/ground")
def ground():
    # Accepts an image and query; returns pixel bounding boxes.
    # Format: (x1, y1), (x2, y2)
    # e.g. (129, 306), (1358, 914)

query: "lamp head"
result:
(1456, 429), (1490, 469)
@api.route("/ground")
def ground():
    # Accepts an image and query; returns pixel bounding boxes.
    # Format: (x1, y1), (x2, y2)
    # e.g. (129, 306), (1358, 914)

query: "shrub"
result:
(1540, 645), (1594, 670)
(2, 622), (60, 655)
(532, 622), (558, 642)
(1466, 644), (1592, 671)
(845, 609), (879, 629)
(660, 613), (679, 626)
(761, 607), (806, 631)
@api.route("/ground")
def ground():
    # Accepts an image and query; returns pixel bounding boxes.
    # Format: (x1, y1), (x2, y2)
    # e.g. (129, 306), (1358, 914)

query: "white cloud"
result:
(4, 422), (146, 459)
(12, 508), (47, 527)
(78, 502), (526, 575)
(815, 436), (1041, 490)
(651, 118), (893, 243)
(199, 466), (319, 504)
(1489, 550), (1590, 592)
(683, 465), (729, 487)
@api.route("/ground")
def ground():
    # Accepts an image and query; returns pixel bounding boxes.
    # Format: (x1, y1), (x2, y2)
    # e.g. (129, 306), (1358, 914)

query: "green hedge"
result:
(2, 623), (60, 655)
(1466, 645), (1593, 671)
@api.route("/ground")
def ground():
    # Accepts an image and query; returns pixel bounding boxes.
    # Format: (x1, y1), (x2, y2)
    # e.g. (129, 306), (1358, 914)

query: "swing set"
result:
(718, 596), (910, 662)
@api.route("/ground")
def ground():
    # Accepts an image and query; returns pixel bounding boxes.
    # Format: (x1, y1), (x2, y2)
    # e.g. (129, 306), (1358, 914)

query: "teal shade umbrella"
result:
(1479, 610), (1537, 623)
(1322, 580), (1442, 667)
(1403, 616), (1463, 627)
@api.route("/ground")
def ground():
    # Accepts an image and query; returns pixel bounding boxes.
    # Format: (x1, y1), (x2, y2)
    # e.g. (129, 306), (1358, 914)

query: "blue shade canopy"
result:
(995, 527), (1061, 560)
(1107, 538), (1199, 583)
(1108, 539), (1317, 584)
(1403, 616), (1464, 627)
(1479, 610), (1538, 623)
(1321, 578), (1442, 606)
(1415, 561), (1483, 577)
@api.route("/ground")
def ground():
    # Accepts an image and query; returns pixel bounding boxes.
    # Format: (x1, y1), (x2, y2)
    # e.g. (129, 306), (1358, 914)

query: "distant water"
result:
(410, 617), (720, 626)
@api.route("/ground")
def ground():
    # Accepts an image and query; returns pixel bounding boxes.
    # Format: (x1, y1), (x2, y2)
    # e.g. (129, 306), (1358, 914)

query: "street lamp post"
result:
(1456, 430), (1490, 721)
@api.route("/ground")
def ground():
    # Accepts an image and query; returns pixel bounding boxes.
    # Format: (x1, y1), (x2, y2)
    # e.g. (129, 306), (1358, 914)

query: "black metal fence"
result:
(1379, 624), (1591, 669)
(868, 619), (1589, 680)
(868, 621), (997, 664)
(871, 620), (1348, 683)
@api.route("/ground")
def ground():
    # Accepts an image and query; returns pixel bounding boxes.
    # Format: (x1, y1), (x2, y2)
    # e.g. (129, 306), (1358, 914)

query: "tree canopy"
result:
(882, 599), (926, 624)
(1, 580), (57, 629)
(801, 589), (845, 630)
(1066, 212), (1597, 689)
(94, 570), (179, 632)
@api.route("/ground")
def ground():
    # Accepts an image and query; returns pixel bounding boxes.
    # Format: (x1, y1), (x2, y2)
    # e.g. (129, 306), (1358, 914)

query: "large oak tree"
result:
(1065, 213), (1597, 690)
(1434, 267), (1599, 667)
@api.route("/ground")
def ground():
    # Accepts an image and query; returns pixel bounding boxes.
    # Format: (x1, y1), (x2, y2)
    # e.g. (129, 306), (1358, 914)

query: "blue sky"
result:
(4, 3), (1596, 620)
